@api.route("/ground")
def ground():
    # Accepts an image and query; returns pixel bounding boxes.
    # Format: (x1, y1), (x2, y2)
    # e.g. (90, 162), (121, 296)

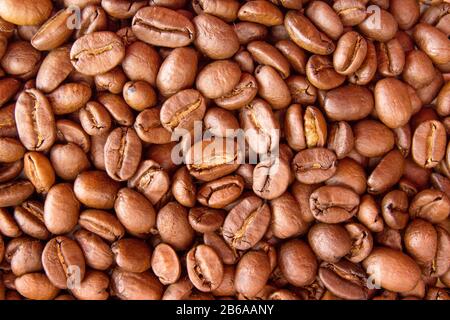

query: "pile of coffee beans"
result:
(0, 0), (449, 300)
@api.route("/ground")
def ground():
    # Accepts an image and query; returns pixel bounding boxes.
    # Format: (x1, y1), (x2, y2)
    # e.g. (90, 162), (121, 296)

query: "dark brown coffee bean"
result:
(13, 201), (48, 240)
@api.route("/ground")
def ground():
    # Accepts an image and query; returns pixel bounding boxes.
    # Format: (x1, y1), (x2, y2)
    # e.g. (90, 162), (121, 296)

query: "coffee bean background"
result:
(0, 0), (449, 301)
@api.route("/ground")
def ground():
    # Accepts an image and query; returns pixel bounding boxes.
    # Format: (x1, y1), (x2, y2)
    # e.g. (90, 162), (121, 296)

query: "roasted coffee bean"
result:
(367, 150), (405, 195)
(115, 188), (156, 237)
(278, 239), (317, 287)
(74, 170), (121, 210)
(15, 273), (59, 300)
(222, 196), (271, 250)
(269, 192), (309, 239)
(160, 89), (206, 132)
(193, 14), (239, 59)
(47, 83), (92, 115)
(358, 9), (398, 43)
(128, 160), (170, 206)
(345, 222), (373, 263)
(319, 260), (369, 300)
(42, 236), (86, 289)
(308, 223), (352, 263)
(110, 268), (163, 300)
(353, 120), (395, 158)
(186, 244), (224, 292)
(79, 209), (125, 242)
(132, 9), (193, 46)
(151, 243), (181, 285)
(409, 189), (450, 223)
(253, 156), (291, 200)
(284, 11), (334, 55)
(310, 186), (360, 224)
(0, 180), (35, 208)
(111, 238), (152, 273)
(292, 148), (337, 184)
(15, 89), (56, 152)
(31, 9), (74, 51)
(333, 31), (367, 76)
(197, 175), (244, 209)
(104, 127), (142, 181)
(156, 202), (195, 250)
(44, 183), (79, 235)
(237, 1), (283, 27)
(70, 32), (125, 76)
(74, 229), (113, 271)
(306, 55), (345, 90)
(196, 60), (241, 99)
(172, 167), (196, 208)
(214, 73), (258, 110)
(235, 250), (271, 298)
(413, 23), (450, 65)
(363, 247), (421, 293)
(412, 120), (447, 169)
(381, 190), (409, 230)
(186, 137), (241, 182)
